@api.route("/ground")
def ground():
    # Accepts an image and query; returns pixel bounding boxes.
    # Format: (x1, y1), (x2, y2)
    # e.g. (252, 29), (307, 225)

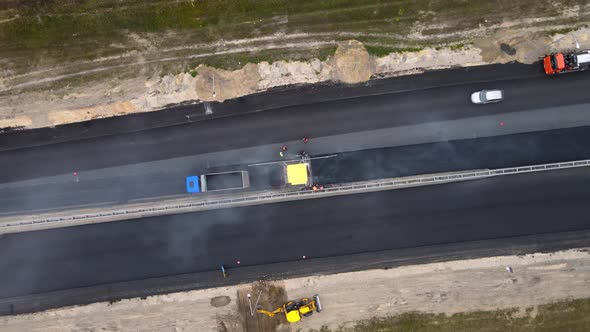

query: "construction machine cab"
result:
(257, 295), (322, 323)
(544, 53), (565, 74)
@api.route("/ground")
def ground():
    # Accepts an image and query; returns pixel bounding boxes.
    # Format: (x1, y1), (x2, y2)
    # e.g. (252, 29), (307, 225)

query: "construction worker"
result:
(279, 151), (284, 158)
(221, 265), (228, 278)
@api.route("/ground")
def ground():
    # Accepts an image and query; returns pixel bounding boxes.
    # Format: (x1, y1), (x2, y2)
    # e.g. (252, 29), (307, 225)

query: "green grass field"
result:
(311, 297), (590, 332)
(2, 0), (587, 62)
(1, 0), (588, 92)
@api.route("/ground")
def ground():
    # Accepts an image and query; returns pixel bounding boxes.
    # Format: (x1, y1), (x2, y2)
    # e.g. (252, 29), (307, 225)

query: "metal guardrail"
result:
(2, 159), (590, 231)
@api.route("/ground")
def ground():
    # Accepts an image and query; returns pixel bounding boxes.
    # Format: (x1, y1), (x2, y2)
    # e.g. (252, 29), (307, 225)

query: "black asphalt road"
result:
(2, 63), (590, 314)
(1, 166), (590, 299)
(313, 125), (590, 183)
(5, 229), (590, 316)
(2, 66), (590, 183)
(1, 63), (542, 150)
(3, 125), (590, 214)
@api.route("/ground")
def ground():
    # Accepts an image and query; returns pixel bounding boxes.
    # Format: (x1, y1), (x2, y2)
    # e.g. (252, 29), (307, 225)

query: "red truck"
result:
(543, 50), (590, 75)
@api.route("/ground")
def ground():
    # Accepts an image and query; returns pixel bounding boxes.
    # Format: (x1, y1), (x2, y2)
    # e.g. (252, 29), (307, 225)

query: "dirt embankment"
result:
(1, 3), (589, 130)
(1, 249), (589, 332)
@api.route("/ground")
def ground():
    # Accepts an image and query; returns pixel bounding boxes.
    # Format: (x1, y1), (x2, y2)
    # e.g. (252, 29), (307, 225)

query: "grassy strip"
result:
(187, 45), (337, 71)
(546, 25), (589, 36)
(311, 297), (590, 332)
(4, 0), (587, 53)
(210, 46), (334, 70)
(365, 45), (424, 57)
(0, 0), (415, 75)
(0, 0), (408, 46)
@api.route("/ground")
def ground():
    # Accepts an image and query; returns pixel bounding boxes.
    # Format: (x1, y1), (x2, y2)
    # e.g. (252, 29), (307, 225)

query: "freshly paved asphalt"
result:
(3, 125), (590, 214)
(1, 166), (589, 299)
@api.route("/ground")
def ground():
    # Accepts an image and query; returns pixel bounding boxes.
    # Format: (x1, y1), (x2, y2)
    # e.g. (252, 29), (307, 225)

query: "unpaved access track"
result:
(1, 248), (589, 331)
(1, 0), (590, 129)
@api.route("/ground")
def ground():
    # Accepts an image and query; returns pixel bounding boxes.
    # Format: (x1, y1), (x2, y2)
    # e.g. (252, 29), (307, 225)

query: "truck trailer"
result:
(543, 49), (590, 75)
(186, 171), (250, 193)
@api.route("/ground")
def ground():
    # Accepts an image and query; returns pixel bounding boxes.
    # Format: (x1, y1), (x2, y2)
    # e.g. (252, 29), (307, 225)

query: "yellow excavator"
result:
(256, 295), (322, 323)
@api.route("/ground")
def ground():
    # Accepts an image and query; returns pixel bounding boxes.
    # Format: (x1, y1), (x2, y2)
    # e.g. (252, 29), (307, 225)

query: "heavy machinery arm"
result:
(256, 307), (284, 317)
(256, 295), (322, 323)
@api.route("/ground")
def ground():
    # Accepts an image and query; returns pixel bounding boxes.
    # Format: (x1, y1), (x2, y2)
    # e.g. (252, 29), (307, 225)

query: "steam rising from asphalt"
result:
(311, 130), (564, 185)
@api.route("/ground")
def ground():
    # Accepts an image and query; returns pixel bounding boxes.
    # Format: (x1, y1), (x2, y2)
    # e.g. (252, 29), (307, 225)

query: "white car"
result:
(470, 89), (503, 104)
